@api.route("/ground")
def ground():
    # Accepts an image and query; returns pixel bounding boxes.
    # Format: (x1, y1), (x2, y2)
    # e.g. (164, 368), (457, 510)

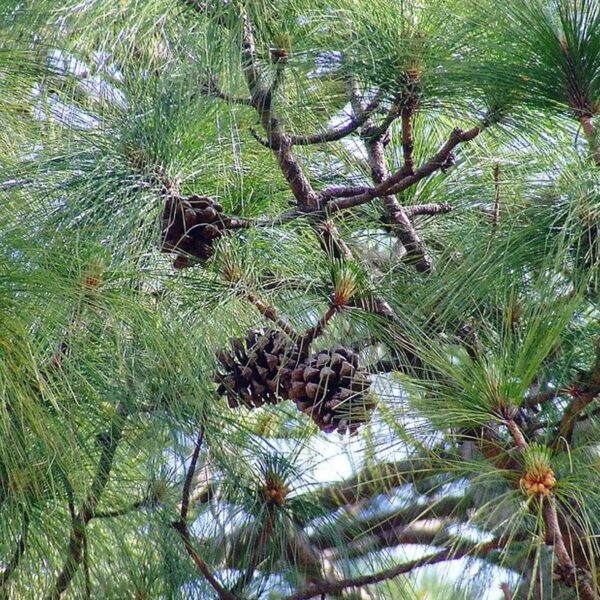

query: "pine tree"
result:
(1, 0), (600, 599)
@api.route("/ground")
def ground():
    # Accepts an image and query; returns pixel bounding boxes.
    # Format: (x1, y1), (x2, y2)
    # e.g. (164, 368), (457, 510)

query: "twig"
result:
(301, 305), (338, 349)
(245, 290), (299, 339)
(492, 163), (501, 231)
(180, 427), (204, 522)
(500, 582), (512, 600)
(0, 511), (30, 596)
(288, 99), (381, 147)
(201, 77), (253, 106)
(91, 496), (149, 519)
(171, 427), (237, 600)
(46, 404), (127, 600)
(365, 101), (401, 141)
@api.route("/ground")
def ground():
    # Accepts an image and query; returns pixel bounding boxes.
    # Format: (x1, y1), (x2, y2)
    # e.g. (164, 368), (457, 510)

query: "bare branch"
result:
(280, 536), (511, 600)
(327, 126), (482, 214)
(180, 427), (204, 522)
(288, 100), (381, 146)
(201, 77), (253, 106)
(403, 203), (452, 217)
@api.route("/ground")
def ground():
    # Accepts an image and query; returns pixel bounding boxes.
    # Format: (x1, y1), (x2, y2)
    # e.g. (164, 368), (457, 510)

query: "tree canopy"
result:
(1, 0), (600, 598)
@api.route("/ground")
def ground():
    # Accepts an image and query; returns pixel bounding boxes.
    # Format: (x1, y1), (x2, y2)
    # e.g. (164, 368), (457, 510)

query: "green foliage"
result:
(2, 0), (600, 599)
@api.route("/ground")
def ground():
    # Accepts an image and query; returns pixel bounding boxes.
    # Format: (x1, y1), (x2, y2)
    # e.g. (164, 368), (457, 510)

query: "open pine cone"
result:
(160, 194), (230, 268)
(289, 347), (374, 435)
(215, 329), (300, 409)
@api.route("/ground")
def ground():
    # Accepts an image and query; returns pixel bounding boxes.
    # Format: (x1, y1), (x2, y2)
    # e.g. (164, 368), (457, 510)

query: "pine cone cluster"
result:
(214, 329), (300, 409)
(215, 332), (375, 434)
(522, 468), (556, 497)
(160, 194), (230, 268)
(289, 347), (374, 435)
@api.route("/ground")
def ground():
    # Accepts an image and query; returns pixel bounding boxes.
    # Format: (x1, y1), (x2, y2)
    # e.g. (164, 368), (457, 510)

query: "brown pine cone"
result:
(215, 329), (301, 409)
(289, 347), (374, 434)
(160, 194), (230, 268)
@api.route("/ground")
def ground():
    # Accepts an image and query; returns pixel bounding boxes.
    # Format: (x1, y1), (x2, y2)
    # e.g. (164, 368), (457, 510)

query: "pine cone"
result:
(215, 329), (300, 409)
(160, 194), (230, 268)
(289, 347), (374, 434)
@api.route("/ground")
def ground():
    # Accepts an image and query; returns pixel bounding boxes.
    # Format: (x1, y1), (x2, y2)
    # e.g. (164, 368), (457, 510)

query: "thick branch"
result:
(237, 5), (318, 209)
(543, 498), (596, 600)
(400, 108), (415, 175)
(326, 126), (481, 214)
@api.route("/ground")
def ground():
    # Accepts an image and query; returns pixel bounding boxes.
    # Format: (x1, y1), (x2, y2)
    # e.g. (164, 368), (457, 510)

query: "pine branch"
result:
(46, 404), (127, 600)
(552, 337), (600, 445)
(326, 126), (482, 214)
(236, 3), (319, 210)
(201, 77), (253, 106)
(300, 305), (338, 348)
(299, 451), (455, 515)
(280, 536), (510, 600)
(0, 511), (30, 598)
(403, 203), (452, 217)
(400, 108), (415, 176)
(350, 86), (432, 273)
(543, 497), (596, 600)
(310, 494), (469, 550)
(171, 427), (237, 600)
(324, 522), (453, 562)
(288, 98), (382, 147)
(245, 290), (299, 339)
(579, 116), (600, 166)
(91, 496), (149, 519)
